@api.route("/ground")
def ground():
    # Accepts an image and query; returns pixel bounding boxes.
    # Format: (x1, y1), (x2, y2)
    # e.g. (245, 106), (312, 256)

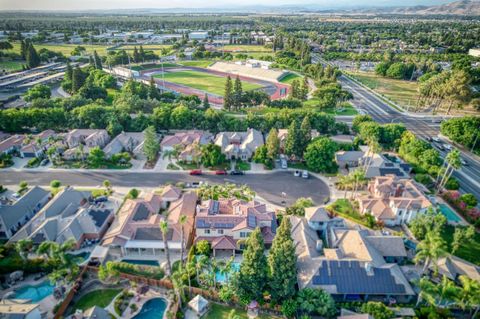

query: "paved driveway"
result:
(0, 171), (330, 206)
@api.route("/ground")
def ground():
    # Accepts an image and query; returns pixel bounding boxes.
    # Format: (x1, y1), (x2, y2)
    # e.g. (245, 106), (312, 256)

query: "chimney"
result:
(364, 262), (374, 276)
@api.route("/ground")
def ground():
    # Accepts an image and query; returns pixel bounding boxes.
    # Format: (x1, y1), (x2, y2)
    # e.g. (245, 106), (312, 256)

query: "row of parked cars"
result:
(427, 136), (468, 166)
(189, 169), (245, 176)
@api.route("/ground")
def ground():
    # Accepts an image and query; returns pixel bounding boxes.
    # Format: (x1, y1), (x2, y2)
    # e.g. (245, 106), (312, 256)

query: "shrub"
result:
(195, 240), (211, 256)
(460, 193), (478, 208)
(445, 178), (460, 190)
(50, 180), (61, 188)
(108, 261), (164, 280)
(281, 299), (298, 318)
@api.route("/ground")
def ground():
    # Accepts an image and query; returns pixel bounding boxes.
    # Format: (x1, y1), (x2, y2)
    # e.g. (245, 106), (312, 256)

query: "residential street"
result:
(0, 170), (331, 207)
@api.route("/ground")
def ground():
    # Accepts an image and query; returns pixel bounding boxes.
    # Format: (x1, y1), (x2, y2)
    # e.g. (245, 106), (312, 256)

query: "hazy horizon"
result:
(0, 0), (459, 11)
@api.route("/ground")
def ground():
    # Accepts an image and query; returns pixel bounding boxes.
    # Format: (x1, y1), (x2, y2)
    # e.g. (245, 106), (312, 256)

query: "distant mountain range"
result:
(381, 0), (480, 15)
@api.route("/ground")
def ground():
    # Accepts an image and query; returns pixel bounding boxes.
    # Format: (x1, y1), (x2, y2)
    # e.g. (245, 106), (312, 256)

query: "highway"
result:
(312, 54), (480, 199)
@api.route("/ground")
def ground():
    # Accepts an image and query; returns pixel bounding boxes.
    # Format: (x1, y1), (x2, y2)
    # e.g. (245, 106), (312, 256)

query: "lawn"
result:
(303, 99), (358, 115)
(222, 44), (272, 52)
(205, 303), (280, 319)
(155, 70), (263, 95)
(348, 71), (419, 109)
(130, 63), (178, 71)
(8, 42), (110, 56)
(0, 60), (25, 73)
(279, 73), (302, 84)
(177, 60), (213, 68)
(327, 198), (376, 229)
(235, 160), (251, 171)
(113, 44), (172, 56)
(441, 225), (480, 265)
(73, 289), (121, 312)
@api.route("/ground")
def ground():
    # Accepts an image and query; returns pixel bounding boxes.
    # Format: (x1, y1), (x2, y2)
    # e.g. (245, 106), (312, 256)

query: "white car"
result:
(444, 144), (452, 151)
(302, 170), (309, 179)
(294, 170), (301, 177)
(432, 137), (441, 143)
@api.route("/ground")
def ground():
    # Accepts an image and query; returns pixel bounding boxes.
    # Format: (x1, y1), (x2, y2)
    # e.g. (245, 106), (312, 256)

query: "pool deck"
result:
(105, 287), (171, 319)
(436, 198), (469, 226)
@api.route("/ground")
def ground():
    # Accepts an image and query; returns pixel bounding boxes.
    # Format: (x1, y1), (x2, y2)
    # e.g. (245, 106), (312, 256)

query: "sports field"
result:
(154, 70), (262, 95)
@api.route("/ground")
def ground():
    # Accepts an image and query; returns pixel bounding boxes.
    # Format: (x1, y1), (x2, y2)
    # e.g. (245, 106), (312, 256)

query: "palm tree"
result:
(15, 239), (33, 260)
(171, 266), (186, 306)
(179, 215), (188, 266)
(350, 168), (366, 199)
(159, 220), (172, 276)
(457, 275), (480, 317)
(438, 149), (461, 192)
(414, 230), (447, 275)
(415, 276), (437, 307)
(363, 136), (381, 174)
(437, 275), (460, 308)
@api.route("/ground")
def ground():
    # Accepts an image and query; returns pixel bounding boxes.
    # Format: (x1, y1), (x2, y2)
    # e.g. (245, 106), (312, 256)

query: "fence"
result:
(53, 266), (88, 319)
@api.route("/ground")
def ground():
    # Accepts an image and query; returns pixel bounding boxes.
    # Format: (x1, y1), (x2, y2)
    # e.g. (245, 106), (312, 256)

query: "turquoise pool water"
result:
(122, 259), (160, 266)
(14, 280), (54, 302)
(438, 204), (461, 223)
(215, 262), (240, 283)
(133, 298), (167, 319)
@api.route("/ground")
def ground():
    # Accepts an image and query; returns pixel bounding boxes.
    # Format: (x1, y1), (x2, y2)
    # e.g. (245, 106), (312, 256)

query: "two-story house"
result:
(194, 198), (276, 256)
(357, 175), (431, 226)
(214, 128), (264, 161)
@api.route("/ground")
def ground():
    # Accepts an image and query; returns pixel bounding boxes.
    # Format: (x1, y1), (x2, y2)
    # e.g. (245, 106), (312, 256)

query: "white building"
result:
(469, 48), (480, 57)
(189, 31), (209, 40)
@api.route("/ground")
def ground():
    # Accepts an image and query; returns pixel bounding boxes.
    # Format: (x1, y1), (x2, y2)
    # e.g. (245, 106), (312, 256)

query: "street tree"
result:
(143, 125), (159, 162)
(266, 127), (280, 160)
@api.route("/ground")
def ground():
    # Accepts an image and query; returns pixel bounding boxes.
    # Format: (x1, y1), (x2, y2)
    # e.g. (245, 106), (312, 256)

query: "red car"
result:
(214, 170), (227, 175)
(189, 169), (202, 175)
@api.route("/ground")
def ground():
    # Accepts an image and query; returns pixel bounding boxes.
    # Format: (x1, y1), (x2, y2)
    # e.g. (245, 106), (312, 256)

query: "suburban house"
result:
(291, 214), (413, 302)
(103, 131), (146, 159)
(9, 188), (115, 249)
(363, 153), (411, 179)
(0, 135), (25, 155)
(0, 299), (41, 319)
(102, 187), (198, 260)
(0, 186), (50, 239)
(430, 255), (480, 283)
(194, 198), (276, 256)
(160, 130), (212, 162)
(277, 129), (319, 154)
(335, 146), (369, 169)
(215, 128), (264, 161)
(19, 130), (57, 158)
(62, 129), (110, 160)
(357, 175), (432, 226)
(304, 206), (344, 235)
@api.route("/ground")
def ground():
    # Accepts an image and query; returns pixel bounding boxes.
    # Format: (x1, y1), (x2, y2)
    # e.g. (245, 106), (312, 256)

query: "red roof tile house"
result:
(357, 175), (432, 226)
(102, 188), (198, 261)
(160, 131), (212, 162)
(195, 199), (276, 256)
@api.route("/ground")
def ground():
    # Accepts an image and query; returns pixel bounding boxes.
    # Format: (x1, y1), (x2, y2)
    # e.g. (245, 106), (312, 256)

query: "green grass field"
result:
(348, 71), (419, 109)
(279, 73), (302, 84)
(130, 63), (178, 71)
(155, 70), (262, 95)
(73, 289), (121, 312)
(0, 60), (25, 72)
(441, 225), (480, 265)
(222, 44), (272, 52)
(8, 42), (111, 56)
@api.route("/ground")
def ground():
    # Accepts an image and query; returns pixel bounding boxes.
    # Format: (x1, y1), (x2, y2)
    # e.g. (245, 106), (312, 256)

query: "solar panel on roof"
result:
(312, 260), (406, 295)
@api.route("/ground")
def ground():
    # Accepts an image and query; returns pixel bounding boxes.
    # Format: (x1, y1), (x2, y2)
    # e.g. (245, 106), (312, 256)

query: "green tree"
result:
(203, 94), (210, 109)
(25, 42), (40, 68)
(88, 146), (106, 167)
(284, 119), (302, 158)
(160, 220), (172, 276)
(414, 230), (447, 274)
(201, 143), (226, 168)
(266, 128), (280, 160)
(148, 76), (160, 100)
(15, 239), (33, 260)
(304, 137), (338, 173)
(195, 240), (211, 256)
(238, 227), (268, 302)
(268, 217), (297, 302)
(223, 75), (233, 110)
(143, 126), (159, 162)
(296, 288), (336, 317)
(438, 149), (461, 192)
(300, 116), (312, 153)
(24, 84), (51, 102)
(457, 275), (480, 317)
(50, 180), (61, 189)
(93, 50), (102, 70)
(360, 302), (394, 319)
(71, 67), (86, 93)
(233, 75), (243, 110)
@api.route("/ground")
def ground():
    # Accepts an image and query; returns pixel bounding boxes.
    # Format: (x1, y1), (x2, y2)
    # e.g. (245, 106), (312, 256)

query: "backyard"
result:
(327, 198), (377, 229)
(155, 70), (262, 95)
(204, 303), (280, 319)
(441, 225), (480, 265)
(348, 71), (419, 110)
(72, 289), (121, 312)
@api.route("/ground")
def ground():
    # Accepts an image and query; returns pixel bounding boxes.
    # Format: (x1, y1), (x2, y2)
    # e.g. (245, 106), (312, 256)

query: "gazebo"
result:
(188, 295), (209, 318)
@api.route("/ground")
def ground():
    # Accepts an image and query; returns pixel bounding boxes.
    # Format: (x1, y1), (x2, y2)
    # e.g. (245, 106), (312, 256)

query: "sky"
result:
(0, 0), (456, 11)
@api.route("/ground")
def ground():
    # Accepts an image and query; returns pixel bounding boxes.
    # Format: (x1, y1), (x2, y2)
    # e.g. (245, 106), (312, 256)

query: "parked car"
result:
(281, 159), (288, 169)
(302, 170), (309, 179)
(191, 181), (202, 188)
(444, 144), (452, 151)
(425, 136), (432, 142)
(189, 169), (202, 175)
(432, 136), (441, 143)
(436, 144), (444, 150)
(94, 196), (108, 203)
(12, 193), (21, 199)
(40, 159), (49, 166)
(215, 170), (227, 175)
(230, 170), (244, 175)
(461, 159), (468, 166)
(294, 170), (301, 177)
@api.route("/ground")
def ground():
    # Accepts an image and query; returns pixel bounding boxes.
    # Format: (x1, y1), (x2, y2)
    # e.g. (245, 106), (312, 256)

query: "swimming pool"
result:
(14, 280), (54, 302)
(133, 298), (167, 319)
(438, 204), (461, 223)
(122, 259), (160, 267)
(215, 262), (240, 283)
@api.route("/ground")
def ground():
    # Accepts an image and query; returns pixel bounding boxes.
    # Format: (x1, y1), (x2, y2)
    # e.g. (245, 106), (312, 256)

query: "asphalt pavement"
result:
(0, 170), (331, 207)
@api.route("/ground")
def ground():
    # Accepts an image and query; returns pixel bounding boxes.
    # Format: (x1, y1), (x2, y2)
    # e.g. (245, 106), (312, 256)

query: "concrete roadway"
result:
(338, 72), (480, 199)
(0, 170), (331, 207)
